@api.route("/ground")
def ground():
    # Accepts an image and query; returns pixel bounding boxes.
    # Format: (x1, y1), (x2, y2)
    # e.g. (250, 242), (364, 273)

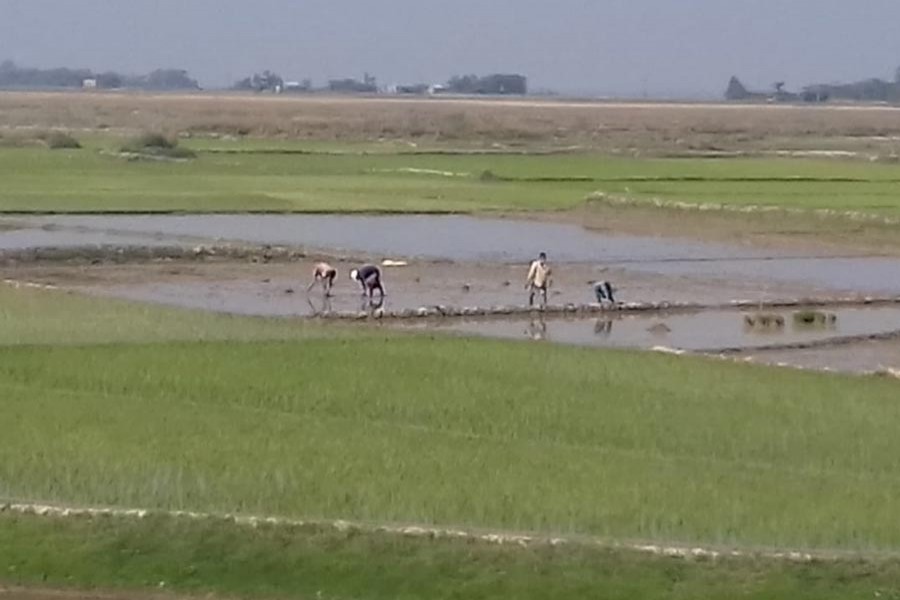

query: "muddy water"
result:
(10, 214), (900, 294)
(395, 307), (900, 354)
(64, 259), (843, 319)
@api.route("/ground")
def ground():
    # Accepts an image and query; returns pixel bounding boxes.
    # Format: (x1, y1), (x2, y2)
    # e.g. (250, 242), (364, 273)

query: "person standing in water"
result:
(307, 262), (338, 296)
(525, 252), (551, 307)
(350, 264), (385, 299)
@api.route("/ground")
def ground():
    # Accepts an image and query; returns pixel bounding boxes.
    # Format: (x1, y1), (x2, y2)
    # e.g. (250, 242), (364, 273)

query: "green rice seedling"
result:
(2, 301), (900, 551)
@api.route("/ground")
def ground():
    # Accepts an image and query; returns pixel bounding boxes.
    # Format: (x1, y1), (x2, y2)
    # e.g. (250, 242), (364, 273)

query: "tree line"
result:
(232, 71), (528, 95)
(0, 61), (199, 91)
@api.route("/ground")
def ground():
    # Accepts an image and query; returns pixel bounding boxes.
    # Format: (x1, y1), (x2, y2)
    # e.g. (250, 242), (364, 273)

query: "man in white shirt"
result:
(525, 252), (551, 307)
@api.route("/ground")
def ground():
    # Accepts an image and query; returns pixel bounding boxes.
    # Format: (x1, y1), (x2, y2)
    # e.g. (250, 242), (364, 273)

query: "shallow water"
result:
(750, 339), (900, 373)
(395, 307), (900, 353)
(6, 214), (900, 293)
(17, 214), (757, 262)
(0, 225), (181, 250)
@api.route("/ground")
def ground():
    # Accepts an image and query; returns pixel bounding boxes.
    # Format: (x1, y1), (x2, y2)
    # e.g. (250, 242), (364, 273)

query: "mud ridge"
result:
(0, 244), (311, 265)
(4, 500), (867, 562)
(315, 295), (900, 320)
(700, 328), (900, 355)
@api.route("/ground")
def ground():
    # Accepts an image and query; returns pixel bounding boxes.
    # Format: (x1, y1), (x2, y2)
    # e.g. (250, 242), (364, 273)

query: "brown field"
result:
(3, 90), (900, 153)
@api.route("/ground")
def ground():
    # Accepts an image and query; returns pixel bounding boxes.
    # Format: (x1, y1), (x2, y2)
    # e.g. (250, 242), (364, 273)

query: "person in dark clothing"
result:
(350, 264), (385, 298)
(593, 280), (616, 303)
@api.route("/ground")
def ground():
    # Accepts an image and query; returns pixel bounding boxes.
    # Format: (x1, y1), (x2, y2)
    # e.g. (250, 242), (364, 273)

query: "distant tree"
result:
(446, 73), (526, 95)
(774, 81), (785, 93)
(140, 69), (200, 90)
(724, 76), (749, 100)
(96, 71), (123, 89)
(447, 74), (479, 94)
(328, 76), (377, 93)
(895, 65), (900, 85)
(233, 70), (283, 92)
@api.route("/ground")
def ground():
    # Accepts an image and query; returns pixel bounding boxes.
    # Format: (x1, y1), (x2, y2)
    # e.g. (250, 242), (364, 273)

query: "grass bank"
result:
(2, 288), (900, 552)
(4, 511), (900, 600)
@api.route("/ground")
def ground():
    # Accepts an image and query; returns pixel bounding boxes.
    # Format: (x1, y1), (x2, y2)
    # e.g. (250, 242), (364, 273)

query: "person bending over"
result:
(350, 264), (385, 298)
(307, 262), (338, 296)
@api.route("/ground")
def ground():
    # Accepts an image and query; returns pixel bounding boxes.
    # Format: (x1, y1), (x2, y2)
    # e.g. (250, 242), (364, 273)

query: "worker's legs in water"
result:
(529, 284), (547, 307)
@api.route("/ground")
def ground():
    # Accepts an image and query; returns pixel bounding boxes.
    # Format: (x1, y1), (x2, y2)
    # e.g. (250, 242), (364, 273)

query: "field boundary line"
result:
(588, 192), (900, 225)
(1, 500), (865, 562)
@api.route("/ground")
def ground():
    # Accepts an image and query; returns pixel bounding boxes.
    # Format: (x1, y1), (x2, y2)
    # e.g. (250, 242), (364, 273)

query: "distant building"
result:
(81, 78), (97, 89)
(283, 81), (311, 93)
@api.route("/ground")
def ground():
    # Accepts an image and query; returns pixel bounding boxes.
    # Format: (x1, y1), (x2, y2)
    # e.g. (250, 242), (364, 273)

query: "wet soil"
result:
(4, 214), (900, 374)
(6, 260), (846, 318)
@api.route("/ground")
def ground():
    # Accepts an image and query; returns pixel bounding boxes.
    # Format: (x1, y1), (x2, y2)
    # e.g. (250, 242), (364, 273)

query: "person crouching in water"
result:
(526, 252), (551, 307)
(307, 262), (338, 296)
(350, 264), (385, 299)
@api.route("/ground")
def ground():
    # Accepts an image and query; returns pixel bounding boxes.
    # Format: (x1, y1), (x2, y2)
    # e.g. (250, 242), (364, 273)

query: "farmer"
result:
(525, 251), (552, 307)
(350, 264), (385, 299)
(307, 261), (338, 296)
(593, 280), (616, 303)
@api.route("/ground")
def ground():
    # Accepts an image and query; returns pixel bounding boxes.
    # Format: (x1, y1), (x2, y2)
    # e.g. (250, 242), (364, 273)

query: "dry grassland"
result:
(3, 91), (900, 153)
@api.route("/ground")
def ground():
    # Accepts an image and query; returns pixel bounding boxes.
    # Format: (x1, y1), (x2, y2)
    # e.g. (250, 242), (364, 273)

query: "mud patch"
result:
(18, 259), (849, 319)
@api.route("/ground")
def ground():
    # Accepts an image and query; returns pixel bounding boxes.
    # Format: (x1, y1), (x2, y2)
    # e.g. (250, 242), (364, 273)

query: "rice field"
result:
(2, 139), (900, 218)
(3, 286), (900, 553)
(5, 91), (900, 598)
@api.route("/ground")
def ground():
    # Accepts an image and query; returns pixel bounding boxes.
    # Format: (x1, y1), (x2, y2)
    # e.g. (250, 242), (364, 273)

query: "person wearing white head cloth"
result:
(350, 264), (385, 298)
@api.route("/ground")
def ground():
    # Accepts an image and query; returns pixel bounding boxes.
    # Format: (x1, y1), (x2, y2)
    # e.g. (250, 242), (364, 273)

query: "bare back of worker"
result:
(307, 262), (338, 296)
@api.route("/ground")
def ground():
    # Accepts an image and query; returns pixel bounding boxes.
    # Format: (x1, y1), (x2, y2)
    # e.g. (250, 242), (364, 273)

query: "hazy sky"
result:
(1, 0), (899, 97)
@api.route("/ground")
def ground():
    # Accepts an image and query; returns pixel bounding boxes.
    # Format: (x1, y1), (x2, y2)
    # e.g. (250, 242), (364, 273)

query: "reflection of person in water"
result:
(307, 294), (334, 316)
(360, 294), (385, 313)
(594, 319), (613, 336)
(526, 315), (547, 340)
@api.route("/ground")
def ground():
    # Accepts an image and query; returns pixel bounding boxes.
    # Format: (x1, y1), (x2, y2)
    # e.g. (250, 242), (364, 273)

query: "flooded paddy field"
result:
(6, 259), (851, 318)
(4, 213), (900, 373)
(395, 306), (900, 358)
